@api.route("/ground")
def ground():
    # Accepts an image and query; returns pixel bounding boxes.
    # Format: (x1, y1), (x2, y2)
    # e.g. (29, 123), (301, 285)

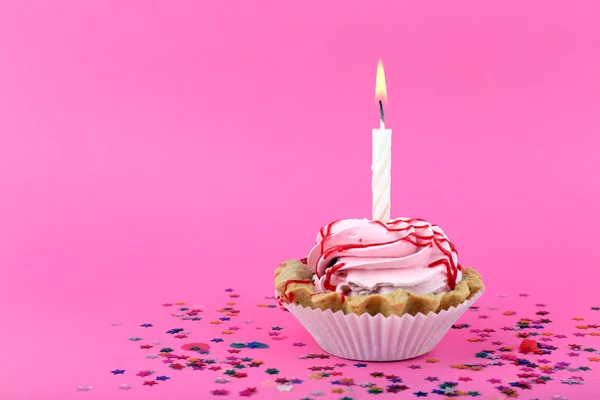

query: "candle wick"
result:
(378, 100), (385, 125)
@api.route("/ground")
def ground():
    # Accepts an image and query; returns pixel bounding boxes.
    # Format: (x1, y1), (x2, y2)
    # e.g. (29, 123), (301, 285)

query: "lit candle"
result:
(372, 59), (391, 222)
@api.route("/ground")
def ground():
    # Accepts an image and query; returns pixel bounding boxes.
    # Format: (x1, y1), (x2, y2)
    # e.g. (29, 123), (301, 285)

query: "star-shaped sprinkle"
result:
(211, 338), (224, 343)
(156, 375), (170, 381)
(414, 391), (428, 397)
(76, 386), (92, 392)
(110, 369), (125, 375)
(247, 341), (269, 349)
(118, 384), (133, 390)
(354, 363), (367, 368)
(387, 384), (409, 392)
(211, 389), (229, 395)
(143, 381), (157, 386)
(424, 376), (439, 382)
(239, 387), (257, 396)
(265, 368), (279, 375)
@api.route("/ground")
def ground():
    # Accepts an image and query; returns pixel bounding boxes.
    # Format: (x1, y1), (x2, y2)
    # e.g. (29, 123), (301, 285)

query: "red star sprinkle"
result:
(239, 387), (257, 397)
(174, 334), (188, 339)
(519, 339), (539, 354)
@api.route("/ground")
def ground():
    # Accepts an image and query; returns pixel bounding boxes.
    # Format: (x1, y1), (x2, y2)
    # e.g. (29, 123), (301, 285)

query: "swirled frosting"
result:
(306, 218), (462, 296)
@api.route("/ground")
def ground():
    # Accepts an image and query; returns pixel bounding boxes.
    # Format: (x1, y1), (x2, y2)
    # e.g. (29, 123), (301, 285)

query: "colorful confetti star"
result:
(239, 387), (257, 396)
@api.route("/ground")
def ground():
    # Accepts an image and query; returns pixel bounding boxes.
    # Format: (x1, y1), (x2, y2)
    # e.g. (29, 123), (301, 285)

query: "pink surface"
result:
(1, 1), (600, 399)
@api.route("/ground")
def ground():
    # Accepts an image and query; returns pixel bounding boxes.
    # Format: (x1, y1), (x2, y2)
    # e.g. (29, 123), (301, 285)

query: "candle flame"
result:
(375, 59), (387, 103)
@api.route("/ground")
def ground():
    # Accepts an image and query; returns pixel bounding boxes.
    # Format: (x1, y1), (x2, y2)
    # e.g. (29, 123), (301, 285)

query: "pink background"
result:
(1, 1), (600, 399)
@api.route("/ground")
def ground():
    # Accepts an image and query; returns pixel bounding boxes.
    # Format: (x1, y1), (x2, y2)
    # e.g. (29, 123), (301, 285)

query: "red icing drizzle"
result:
(322, 262), (346, 292)
(315, 218), (462, 290)
(283, 280), (312, 302)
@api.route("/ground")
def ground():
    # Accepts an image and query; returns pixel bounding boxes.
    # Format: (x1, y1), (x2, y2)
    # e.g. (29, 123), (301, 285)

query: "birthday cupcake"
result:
(275, 217), (484, 361)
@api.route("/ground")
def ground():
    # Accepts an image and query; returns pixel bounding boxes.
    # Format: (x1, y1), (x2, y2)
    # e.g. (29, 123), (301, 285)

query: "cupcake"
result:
(274, 217), (484, 361)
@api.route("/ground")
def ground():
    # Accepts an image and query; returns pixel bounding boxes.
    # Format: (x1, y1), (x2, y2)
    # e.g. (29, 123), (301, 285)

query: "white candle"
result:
(372, 60), (391, 222)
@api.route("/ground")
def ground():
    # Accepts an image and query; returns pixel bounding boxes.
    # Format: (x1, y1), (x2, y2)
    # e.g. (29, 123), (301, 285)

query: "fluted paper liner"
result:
(283, 289), (484, 361)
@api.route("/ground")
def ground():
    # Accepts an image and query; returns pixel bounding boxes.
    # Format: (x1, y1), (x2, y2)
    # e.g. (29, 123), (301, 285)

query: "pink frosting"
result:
(306, 218), (462, 296)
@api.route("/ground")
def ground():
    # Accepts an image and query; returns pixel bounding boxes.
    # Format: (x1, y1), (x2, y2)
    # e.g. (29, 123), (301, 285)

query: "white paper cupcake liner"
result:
(283, 289), (484, 361)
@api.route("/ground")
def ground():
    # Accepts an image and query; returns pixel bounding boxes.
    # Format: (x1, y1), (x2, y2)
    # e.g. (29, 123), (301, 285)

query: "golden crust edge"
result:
(274, 259), (484, 317)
